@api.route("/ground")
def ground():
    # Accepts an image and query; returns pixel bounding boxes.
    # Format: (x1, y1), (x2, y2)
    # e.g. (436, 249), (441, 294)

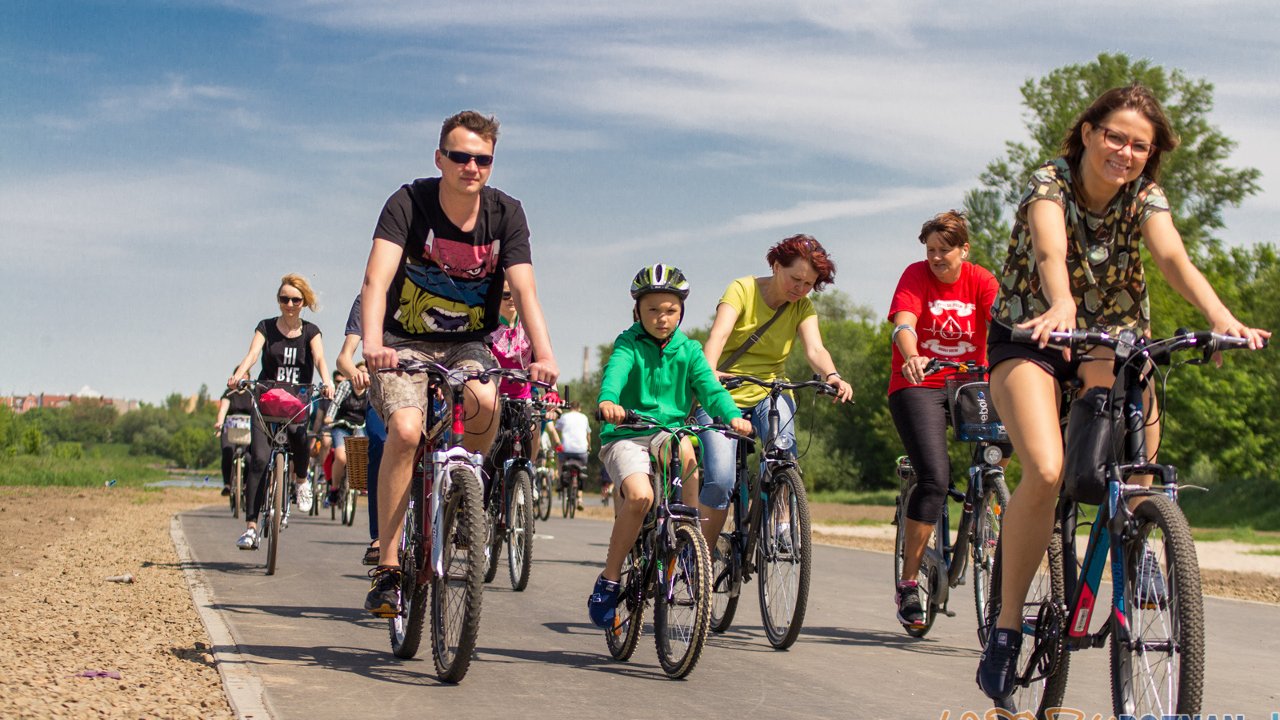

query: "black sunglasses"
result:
(439, 148), (494, 167)
(501, 291), (513, 299)
(278, 296), (303, 306)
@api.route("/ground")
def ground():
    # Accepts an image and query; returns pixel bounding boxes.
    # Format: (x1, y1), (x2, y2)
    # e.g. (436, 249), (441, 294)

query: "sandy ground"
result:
(0, 486), (233, 719)
(2, 486), (1275, 719)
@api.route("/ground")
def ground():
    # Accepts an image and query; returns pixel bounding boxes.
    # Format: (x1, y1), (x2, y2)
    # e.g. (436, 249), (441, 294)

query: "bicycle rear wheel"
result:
(972, 472), (1010, 646)
(430, 466), (486, 683)
(390, 502), (428, 659)
(892, 478), (939, 638)
(507, 468), (534, 591)
(341, 476), (357, 527)
(567, 470), (578, 519)
(606, 542), (646, 661)
(1110, 493), (1204, 717)
(483, 503), (502, 584)
(653, 522), (711, 678)
(560, 472), (571, 518)
(266, 460), (285, 576)
(709, 526), (740, 634)
(984, 519), (1069, 718)
(757, 467), (811, 649)
(308, 455), (323, 517)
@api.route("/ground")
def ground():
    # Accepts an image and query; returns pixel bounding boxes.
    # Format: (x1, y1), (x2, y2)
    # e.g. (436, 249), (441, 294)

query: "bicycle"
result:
(603, 410), (743, 678)
(533, 459), (554, 523)
(238, 380), (320, 576)
(560, 458), (582, 518)
(482, 374), (552, 592)
(306, 431), (326, 517)
(891, 360), (1011, 640)
(223, 414), (252, 519)
(985, 327), (1263, 718)
(708, 374), (832, 649)
(374, 360), (489, 683)
(327, 419), (363, 527)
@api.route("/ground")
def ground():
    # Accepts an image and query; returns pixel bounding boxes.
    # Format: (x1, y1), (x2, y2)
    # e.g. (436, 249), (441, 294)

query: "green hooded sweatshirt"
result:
(598, 323), (742, 444)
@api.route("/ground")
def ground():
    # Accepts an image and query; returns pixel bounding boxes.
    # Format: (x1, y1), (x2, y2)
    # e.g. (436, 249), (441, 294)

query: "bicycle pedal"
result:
(943, 609), (957, 618)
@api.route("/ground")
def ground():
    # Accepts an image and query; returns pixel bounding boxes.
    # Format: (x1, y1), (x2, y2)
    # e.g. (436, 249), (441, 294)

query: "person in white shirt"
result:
(555, 401), (592, 509)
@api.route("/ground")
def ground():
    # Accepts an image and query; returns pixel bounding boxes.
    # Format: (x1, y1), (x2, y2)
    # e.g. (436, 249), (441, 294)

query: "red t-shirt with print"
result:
(887, 261), (998, 396)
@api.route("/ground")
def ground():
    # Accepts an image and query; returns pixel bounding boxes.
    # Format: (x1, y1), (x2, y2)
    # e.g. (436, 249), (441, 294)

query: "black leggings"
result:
(889, 387), (950, 525)
(245, 421), (308, 523)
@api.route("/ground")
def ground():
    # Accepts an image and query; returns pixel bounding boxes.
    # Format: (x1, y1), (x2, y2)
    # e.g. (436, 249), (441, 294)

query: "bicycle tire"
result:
(231, 455), (243, 519)
(390, 501), (428, 659)
(430, 466), (485, 683)
(536, 471), (553, 522)
(757, 467), (812, 649)
(568, 469), (578, 519)
(709, 529), (740, 634)
(507, 468), (535, 591)
(307, 455), (322, 517)
(892, 477), (938, 638)
(984, 519), (1070, 718)
(266, 460), (285, 576)
(342, 475), (357, 527)
(653, 522), (712, 678)
(482, 504), (502, 584)
(561, 472), (571, 518)
(606, 543), (645, 662)
(1109, 493), (1204, 717)
(972, 472), (1010, 647)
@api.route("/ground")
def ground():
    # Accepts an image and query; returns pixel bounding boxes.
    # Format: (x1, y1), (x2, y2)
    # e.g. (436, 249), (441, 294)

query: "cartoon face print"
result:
(423, 230), (501, 280)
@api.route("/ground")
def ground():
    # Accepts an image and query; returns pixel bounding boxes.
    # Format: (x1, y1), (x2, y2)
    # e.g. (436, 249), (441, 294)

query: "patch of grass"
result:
(1189, 526), (1280, 544)
(1180, 476), (1280, 532)
(813, 517), (890, 527)
(0, 443), (170, 488)
(1247, 548), (1280, 557)
(809, 489), (899, 506)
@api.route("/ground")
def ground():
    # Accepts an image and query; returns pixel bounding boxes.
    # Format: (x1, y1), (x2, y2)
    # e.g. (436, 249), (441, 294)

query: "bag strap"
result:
(717, 301), (789, 372)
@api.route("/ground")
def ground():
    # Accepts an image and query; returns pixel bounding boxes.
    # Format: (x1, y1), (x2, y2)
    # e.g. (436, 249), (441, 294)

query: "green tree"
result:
(169, 424), (217, 469)
(965, 52), (1260, 257)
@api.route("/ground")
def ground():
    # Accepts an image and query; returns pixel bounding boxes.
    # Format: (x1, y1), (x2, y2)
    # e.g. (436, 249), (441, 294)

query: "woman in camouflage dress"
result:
(975, 84), (1269, 700)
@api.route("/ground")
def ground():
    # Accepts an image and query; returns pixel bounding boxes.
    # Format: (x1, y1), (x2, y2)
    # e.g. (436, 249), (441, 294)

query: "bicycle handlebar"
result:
(921, 359), (989, 377)
(593, 408), (754, 444)
(1010, 326), (1265, 364)
(376, 360), (552, 389)
(720, 374), (837, 396)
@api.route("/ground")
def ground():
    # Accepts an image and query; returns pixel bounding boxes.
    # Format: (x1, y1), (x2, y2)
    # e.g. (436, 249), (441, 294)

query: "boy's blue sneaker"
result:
(588, 575), (622, 628)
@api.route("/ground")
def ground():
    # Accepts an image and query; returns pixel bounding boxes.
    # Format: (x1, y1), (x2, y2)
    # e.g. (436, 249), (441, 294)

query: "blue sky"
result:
(3, 1), (1278, 403)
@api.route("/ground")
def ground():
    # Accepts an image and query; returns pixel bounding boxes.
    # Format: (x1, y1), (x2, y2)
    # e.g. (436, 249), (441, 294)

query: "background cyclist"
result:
(214, 368), (255, 497)
(324, 366), (369, 506)
(227, 273), (334, 550)
(886, 210), (999, 630)
(555, 401), (591, 509)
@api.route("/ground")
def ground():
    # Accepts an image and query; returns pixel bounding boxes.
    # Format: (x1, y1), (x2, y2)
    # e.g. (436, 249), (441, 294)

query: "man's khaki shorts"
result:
(370, 340), (495, 420)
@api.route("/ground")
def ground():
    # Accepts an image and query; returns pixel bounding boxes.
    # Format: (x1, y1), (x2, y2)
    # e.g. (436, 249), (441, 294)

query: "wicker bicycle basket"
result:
(345, 435), (370, 491)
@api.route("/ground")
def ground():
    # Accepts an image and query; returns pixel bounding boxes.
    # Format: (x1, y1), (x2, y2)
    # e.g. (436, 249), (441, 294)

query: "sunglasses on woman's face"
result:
(502, 292), (513, 300)
(278, 296), (303, 306)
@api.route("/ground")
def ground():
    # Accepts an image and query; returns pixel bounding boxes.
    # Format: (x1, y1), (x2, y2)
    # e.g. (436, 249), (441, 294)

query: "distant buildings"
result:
(2, 394), (141, 415)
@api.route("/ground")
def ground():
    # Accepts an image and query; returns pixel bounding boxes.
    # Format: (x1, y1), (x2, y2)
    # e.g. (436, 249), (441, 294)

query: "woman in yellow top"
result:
(694, 235), (854, 551)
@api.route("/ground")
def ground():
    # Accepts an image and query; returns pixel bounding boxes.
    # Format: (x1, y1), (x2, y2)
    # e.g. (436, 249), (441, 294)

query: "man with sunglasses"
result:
(359, 110), (559, 617)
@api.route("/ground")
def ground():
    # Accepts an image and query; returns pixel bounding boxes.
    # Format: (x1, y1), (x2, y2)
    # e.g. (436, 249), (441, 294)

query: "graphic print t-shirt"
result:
(887, 261), (998, 395)
(255, 318), (321, 388)
(373, 178), (532, 343)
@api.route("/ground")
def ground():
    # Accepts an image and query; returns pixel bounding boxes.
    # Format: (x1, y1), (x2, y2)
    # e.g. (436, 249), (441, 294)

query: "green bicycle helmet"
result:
(629, 263), (690, 301)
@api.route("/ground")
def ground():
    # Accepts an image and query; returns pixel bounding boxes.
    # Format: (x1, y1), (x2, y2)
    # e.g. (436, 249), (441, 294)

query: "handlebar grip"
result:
(1010, 326), (1036, 344)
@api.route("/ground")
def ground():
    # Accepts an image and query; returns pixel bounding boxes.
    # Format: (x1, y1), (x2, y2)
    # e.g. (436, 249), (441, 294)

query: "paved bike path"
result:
(177, 505), (1280, 719)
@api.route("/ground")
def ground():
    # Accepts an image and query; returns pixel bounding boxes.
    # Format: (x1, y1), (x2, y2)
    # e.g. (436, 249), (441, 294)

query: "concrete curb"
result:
(169, 514), (274, 720)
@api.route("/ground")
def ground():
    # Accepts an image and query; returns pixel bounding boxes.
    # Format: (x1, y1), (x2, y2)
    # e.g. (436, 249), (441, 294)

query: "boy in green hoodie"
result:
(588, 264), (752, 628)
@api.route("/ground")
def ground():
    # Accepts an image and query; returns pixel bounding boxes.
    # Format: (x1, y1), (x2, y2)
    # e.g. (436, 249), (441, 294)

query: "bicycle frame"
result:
(917, 442), (1006, 610)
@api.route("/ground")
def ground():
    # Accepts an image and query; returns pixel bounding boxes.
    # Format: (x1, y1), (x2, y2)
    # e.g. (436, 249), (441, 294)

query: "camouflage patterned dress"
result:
(991, 158), (1170, 335)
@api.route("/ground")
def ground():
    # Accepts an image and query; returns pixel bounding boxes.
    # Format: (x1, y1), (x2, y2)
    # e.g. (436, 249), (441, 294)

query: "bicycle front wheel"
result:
(1110, 493), (1204, 718)
(431, 466), (486, 683)
(390, 503), (427, 659)
(482, 502), (502, 584)
(342, 477), (357, 527)
(507, 468), (535, 591)
(972, 472), (1010, 646)
(231, 455), (244, 519)
(653, 522), (711, 678)
(536, 471), (553, 522)
(757, 467), (812, 649)
(266, 460), (285, 576)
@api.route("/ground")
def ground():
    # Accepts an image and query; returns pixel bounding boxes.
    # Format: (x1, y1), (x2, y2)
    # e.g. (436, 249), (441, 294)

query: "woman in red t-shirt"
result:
(887, 210), (999, 631)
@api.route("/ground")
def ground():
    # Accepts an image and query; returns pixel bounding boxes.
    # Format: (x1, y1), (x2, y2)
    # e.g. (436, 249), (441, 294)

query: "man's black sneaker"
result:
(364, 566), (402, 618)
(895, 580), (926, 629)
(976, 627), (1022, 700)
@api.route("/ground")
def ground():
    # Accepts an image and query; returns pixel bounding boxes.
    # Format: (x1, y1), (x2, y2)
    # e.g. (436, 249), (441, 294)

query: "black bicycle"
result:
(238, 380), (321, 576)
(986, 327), (1263, 718)
(222, 414), (252, 519)
(891, 360), (1010, 640)
(375, 360), (488, 683)
(708, 375), (833, 650)
(602, 410), (746, 678)
(483, 374), (551, 592)
(560, 457), (582, 518)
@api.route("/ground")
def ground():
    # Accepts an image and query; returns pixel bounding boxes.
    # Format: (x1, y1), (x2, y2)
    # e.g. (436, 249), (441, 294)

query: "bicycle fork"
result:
(430, 446), (484, 577)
